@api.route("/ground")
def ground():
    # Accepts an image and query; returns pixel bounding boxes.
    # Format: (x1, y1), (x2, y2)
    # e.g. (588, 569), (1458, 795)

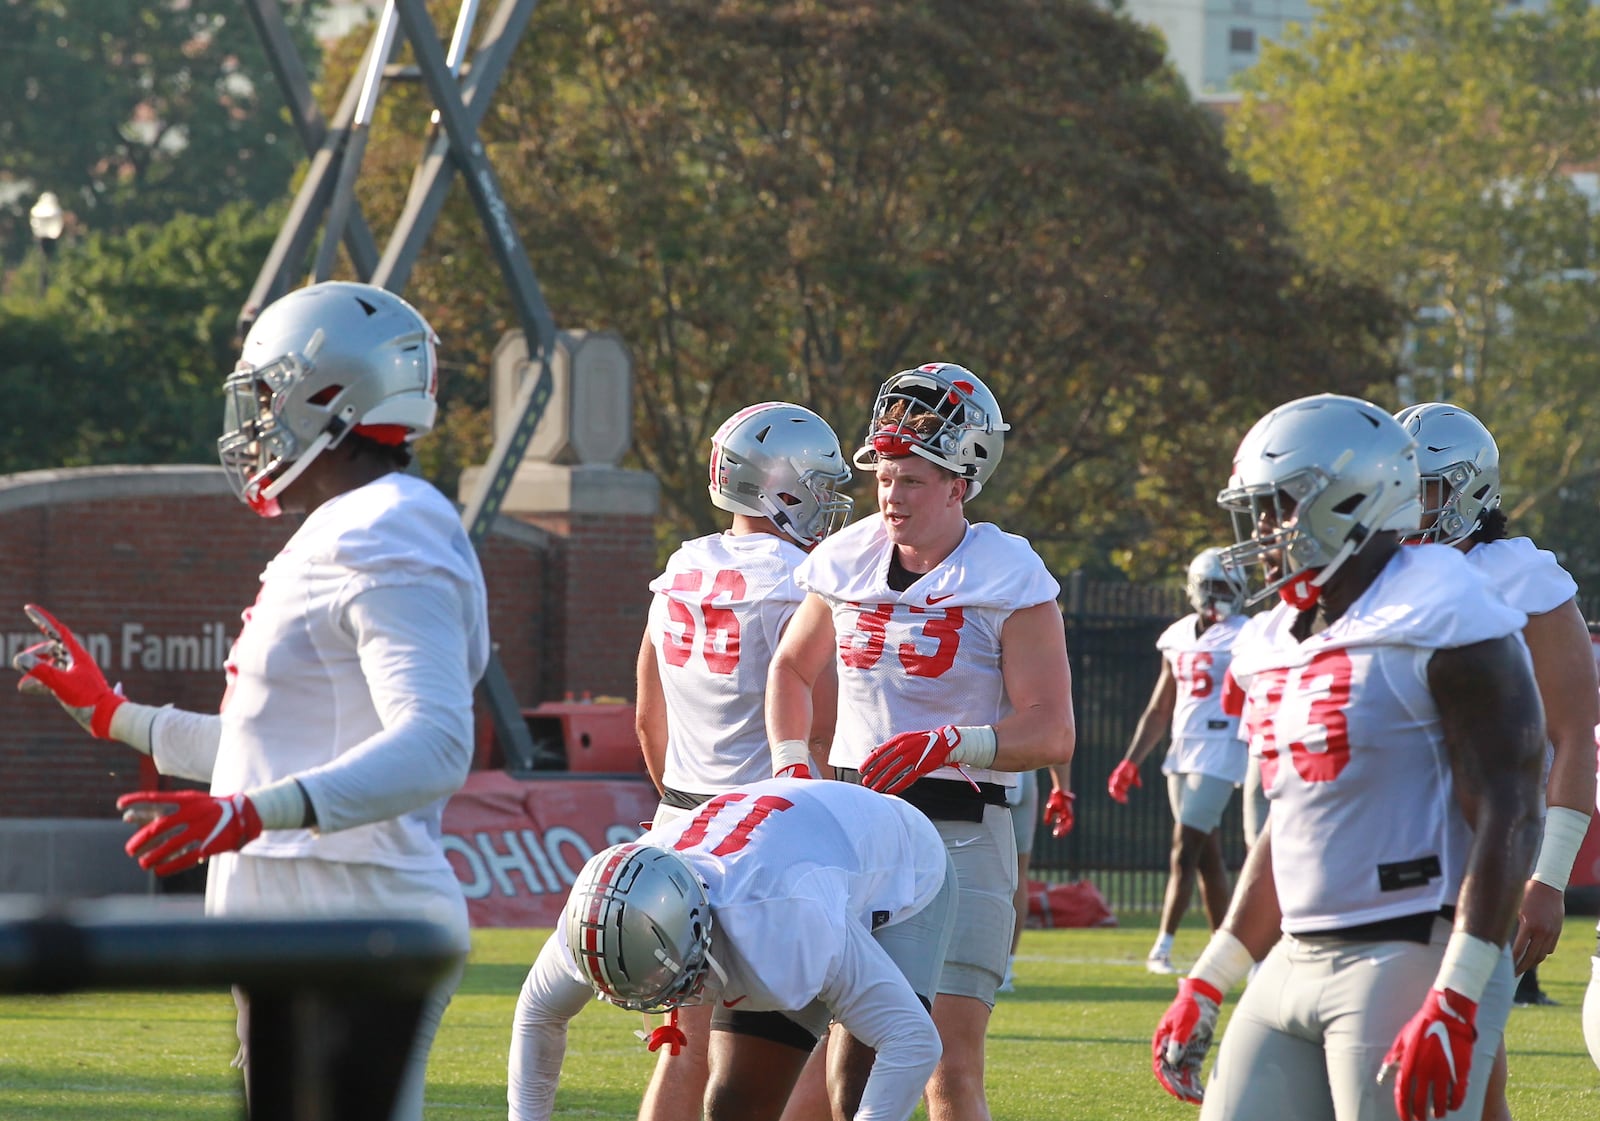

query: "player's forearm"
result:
(990, 703), (1074, 771)
(1122, 712), (1165, 766)
(295, 713), (472, 832)
(1457, 784), (1543, 944)
(1047, 762), (1073, 795)
(1217, 825), (1282, 960)
(147, 706), (223, 782)
(1545, 726), (1599, 814)
(1529, 727), (1597, 895)
(765, 662), (816, 749)
(638, 732), (667, 793)
(508, 939), (589, 1121)
(854, 1026), (942, 1121)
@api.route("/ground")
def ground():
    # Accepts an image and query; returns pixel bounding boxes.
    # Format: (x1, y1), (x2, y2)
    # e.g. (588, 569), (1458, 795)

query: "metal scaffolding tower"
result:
(241, 0), (551, 764)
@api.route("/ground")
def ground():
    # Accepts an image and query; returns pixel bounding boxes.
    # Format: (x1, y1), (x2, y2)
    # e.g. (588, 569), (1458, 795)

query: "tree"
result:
(1228, 0), (1600, 582)
(0, 0), (321, 260)
(324, 0), (1400, 579)
(0, 202), (283, 472)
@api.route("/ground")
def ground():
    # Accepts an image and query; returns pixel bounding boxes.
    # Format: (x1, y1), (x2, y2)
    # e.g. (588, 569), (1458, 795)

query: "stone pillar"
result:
(461, 329), (660, 701)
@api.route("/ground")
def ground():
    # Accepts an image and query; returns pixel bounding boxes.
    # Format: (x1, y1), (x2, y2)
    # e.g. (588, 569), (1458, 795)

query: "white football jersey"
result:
(209, 473), (490, 871)
(1465, 537), (1578, 616)
(796, 515), (1060, 785)
(1157, 613), (1247, 782)
(512, 779), (948, 1121)
(580, 778), (946, 1010)
(648, 532), (808, 792)
(1436, 535), (1578, 893)
(1232, 545), (1525, 932)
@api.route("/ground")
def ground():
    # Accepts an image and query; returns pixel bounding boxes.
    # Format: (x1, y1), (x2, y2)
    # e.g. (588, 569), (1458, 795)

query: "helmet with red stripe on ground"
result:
(563, 843), (714, 1012)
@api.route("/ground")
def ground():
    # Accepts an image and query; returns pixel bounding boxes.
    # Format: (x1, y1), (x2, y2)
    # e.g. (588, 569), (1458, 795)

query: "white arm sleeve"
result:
(293, 582), (476, 832)
(148, 707), (224, 783)
(509, 933), (595, 1121)
(819, 921), (943, 1121)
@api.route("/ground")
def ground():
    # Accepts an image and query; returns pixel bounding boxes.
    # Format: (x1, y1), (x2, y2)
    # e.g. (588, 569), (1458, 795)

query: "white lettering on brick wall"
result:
(0, 623), (232, 674)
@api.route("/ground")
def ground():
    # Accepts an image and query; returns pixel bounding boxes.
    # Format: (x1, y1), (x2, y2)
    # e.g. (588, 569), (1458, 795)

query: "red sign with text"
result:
(441, 770), (657, 928)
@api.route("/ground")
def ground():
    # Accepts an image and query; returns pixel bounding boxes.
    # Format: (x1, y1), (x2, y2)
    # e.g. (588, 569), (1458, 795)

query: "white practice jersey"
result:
(198, 473), (490, 871)
(1157, 613), (1247, 782)
(648, 532), (808, 792)
(1232, 546), (1525, 933)
(797, 514), (1060, 786)
(510, 779), (948, 1121)
(1436, 536), (1578, 893)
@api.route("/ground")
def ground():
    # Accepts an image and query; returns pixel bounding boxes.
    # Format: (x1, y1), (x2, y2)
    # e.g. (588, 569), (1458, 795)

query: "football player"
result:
(1109, 547), (1249, 975)
(767, 362), (1076, 1121)
(1396, 402), (1597, 1121)
(508, 777), (956, 1121)
(1151, 394), (1544, 1121)
(13, 281), (489, 1121)
(634, 401), (852, 1120)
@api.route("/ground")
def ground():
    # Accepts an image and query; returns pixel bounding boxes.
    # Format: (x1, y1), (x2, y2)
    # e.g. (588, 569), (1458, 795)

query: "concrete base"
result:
(0, 819), (155, 897)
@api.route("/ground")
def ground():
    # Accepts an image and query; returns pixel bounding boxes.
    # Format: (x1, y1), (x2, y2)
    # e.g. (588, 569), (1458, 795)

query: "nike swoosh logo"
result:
(926, 593), (954, 605)
(1423, 1021), (1455, 1083)
(722, 995), (747, 1008)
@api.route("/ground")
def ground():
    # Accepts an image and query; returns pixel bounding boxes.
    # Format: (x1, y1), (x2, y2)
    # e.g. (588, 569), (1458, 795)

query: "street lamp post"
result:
(28, 191), (65, 296)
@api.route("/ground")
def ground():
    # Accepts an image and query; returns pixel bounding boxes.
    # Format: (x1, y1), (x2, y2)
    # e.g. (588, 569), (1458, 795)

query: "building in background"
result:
(1121, 0), (1549, 97)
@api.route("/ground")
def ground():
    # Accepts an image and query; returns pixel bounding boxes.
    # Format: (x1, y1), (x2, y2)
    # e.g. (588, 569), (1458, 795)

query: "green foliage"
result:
(345, 0), (1396, 580)
(3, 919), (1597, 1118)
(0, 203), (283, 472)
(1229, 0), (1600, 582)
(0, 0), (320, 258)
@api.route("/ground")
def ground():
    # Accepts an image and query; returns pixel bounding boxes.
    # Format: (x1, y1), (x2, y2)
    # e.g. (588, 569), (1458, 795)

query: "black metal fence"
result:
(1028, 574), (1250, 914)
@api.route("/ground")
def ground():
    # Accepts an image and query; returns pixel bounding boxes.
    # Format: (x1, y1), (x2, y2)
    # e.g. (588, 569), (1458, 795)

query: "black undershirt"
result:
(886, 548), (919, 592)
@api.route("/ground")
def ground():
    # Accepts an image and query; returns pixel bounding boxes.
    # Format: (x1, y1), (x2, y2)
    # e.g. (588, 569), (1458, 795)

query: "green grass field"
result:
(2, 915), (1597, 1119)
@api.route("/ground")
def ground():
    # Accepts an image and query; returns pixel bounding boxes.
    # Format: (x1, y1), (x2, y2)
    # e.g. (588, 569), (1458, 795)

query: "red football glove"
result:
(776, 763), (813, 780)
(117, 790), (263, 877)
(860, 725), (963, 794)
(1380, 988), (1479, 1121)
(1108, 760), (1143, 804)
(1043, 789), (1076, 836)
(1152, 977), (1223, 1105)
(12, 604), (126, 738)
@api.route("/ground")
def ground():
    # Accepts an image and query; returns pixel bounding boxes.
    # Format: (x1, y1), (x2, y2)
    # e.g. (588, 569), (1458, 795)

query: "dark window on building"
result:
(1230, 27), (1256, 52)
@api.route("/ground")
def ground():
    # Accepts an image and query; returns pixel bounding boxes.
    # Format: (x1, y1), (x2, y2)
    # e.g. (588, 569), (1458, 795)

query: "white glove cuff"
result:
(1530, 806), (1592, 894)
(950, 725), (998, 770)
(1434, 931), (1500, 1003)
(247, 777), (311, 831)
(1188, 929), (1254, 996)
(108, 701), (162, 756)
(771, 738), (812, 777)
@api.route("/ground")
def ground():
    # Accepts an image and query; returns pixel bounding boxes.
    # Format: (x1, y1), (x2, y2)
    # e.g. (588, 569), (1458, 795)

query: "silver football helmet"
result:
(851, 363), (1008, 500)
(708, 402), (853, 546)
(218, 282), (439, 517)
(564, 843), (714, 1013)
(1218, 394), (1421, 607)
(1185, 546), (1246, 620)
(1393, 402), (1501, 545)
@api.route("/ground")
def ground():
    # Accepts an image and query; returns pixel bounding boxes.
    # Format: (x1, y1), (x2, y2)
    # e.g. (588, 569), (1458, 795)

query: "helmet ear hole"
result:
(1330, 493), (1365, 515)
(307, 386), (341, 406)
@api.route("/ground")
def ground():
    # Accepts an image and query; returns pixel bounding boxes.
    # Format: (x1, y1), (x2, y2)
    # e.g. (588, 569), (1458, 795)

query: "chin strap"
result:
(1278, 569), (1324, 610)
(641, 1008), (687, 1055)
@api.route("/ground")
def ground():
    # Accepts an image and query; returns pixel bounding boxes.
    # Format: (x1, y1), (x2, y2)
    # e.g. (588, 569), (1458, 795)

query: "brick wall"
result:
(508, 511), (657, 699)
(0, 466), (651, 819)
